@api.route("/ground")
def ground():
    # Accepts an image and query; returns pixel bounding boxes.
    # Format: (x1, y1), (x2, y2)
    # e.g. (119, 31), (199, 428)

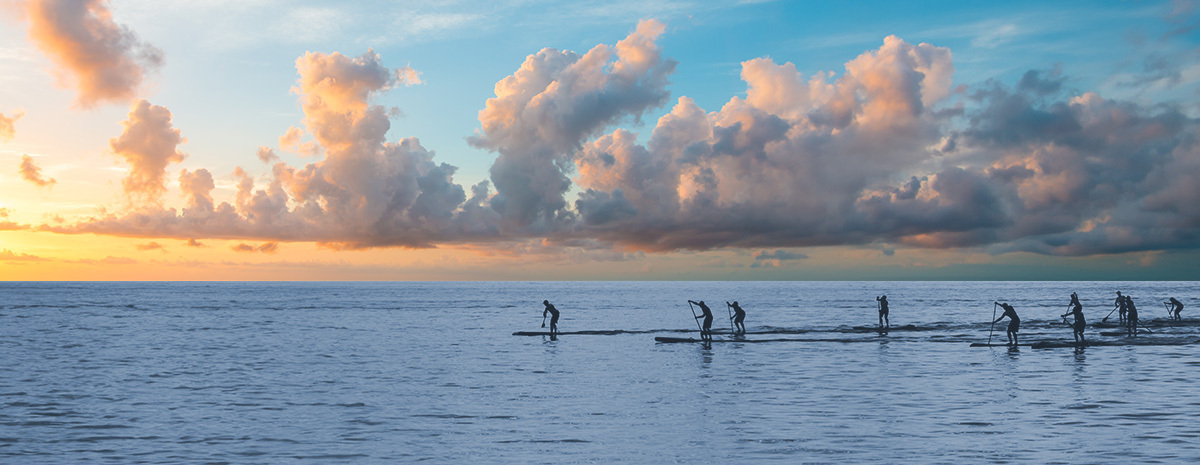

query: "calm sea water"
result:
(2, 281), (1199, 464)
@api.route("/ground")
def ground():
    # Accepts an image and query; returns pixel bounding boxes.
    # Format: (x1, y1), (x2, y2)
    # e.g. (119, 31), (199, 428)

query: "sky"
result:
(0, 0), (1198, 280)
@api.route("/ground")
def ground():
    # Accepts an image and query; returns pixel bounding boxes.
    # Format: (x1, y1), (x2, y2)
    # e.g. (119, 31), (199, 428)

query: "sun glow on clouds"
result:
(22, 0), (162, 108)
(3, 3), (1200, 279)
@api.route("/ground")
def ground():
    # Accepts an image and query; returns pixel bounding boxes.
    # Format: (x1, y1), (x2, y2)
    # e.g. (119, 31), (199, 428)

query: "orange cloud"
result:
(109, 99), (186, 204)
(232, 242), (279, 253)
(0, 110), (23, 141)
(18, 154), (56, 188)
(24, 0), (163, 107)
(135, 241), (164, 251)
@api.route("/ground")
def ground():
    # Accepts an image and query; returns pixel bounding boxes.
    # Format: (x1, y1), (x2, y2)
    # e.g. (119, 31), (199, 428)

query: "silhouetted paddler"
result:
(542, 300), (559, 336)
(1167, 297), (1184, 321)
(993, 302), (1020, 346)
(727, 301), (746, 334)
(1126, 296), (1139, 336)
(876, 295), (890, 328)
(688, 300), (713, 340)
(1061, 292), (1085, 344)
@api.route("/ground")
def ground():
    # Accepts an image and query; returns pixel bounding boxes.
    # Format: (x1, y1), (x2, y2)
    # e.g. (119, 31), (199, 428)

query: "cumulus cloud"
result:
(42, 20), (1200, 260)
(394, 65), (422, 86)
(256, 146), (279, 164)
(109, 99), (186, 204)
(569, 35), (956, 250)
(0, 110), (22, 141)
(565, 32), (1200, 257)
(470, 19), (677, 231)
(18, 154), (56, 187)
(56, 48), (497, 249)
(23, 0), (163, 107)
(278, 125), (319, 156)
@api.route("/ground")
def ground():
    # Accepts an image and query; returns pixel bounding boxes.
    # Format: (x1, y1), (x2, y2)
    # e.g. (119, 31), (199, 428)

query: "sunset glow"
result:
(2, 0), (1198, 280)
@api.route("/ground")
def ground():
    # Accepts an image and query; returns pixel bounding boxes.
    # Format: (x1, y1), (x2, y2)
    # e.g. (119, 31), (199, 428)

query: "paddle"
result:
(726, 302), (736, 333)
(1164, 301), (1172, 318)
(687, 301), (703, 334)
(541, 312), (547, 328)
(988, 302), (997, 346)
(1101, 302), (1119, 323)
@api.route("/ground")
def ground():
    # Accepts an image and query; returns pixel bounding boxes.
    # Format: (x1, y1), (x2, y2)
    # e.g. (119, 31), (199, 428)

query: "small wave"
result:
(496, 438), (591, 444)
(68, 424), (133, 430)
(256, 438), (302, 444)
(291, 454), (369, 460)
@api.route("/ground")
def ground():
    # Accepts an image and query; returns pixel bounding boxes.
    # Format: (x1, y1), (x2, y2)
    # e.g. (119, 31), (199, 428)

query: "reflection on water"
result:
(1, 281), (1199, 463)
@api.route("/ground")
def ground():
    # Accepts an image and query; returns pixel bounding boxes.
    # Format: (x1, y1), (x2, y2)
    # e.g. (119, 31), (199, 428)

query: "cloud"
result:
(750, 249), (807, 268)
(135, 241), (164, 251)
(392, 11), (483, 41)
(40, 20), (1200, 261)
(109, 99), (186, 204)
(394, 65), (422, 86)
(23, 0), (163, 107)
(0, 249), (47, 261)
(0, 110), (22, 141)
(0, 208), (29, 231)
(255, 146), (279, 164)
(184, 238), (204, 247)
(278, 125), (319, 156)
(232, 242), (278, 253)
(569, 35), (956, 251)
(18, 154), (56, 187)
(55, 48), (495, 249)
(469, 19), (677, 231)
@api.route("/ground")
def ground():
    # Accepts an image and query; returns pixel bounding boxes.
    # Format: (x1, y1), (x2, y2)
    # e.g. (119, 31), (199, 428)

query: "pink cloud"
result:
(0, 110), (23, 141)
(18, 154), (56, 188)
(24, 0), (163, 107)
(109, 99), (186, 204)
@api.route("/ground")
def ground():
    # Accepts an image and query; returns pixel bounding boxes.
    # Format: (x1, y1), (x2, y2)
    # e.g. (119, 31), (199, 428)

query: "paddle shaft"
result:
(1102, 302), (1119, 323)
(726, 303), (735, 332)
(989, 302), (997, 346)
(541, 312), (547, 328)
(687, 301), (704, 333)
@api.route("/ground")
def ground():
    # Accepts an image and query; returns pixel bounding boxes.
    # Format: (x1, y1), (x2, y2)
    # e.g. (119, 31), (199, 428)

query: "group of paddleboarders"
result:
(538, 293), (1184, 344)
(686, 300), (747, 340)
(987, 292), (1187, 347)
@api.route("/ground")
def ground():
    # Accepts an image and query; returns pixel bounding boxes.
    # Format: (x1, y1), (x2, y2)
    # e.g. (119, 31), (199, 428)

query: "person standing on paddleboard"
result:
(1062, 292), (1086, 345)
(876, 295), (890, 328)
(542, 300), (560, 336)
(1167, 297), (1184, 321)
(993, 302), (1020, 346)
(689, 300), (714, 340)
(1126, 295), (1139, 336)
(727, 301), (746, 335)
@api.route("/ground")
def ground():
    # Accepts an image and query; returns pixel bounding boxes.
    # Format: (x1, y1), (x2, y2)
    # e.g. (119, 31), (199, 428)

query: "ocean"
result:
(1, 281), (1198, 463)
